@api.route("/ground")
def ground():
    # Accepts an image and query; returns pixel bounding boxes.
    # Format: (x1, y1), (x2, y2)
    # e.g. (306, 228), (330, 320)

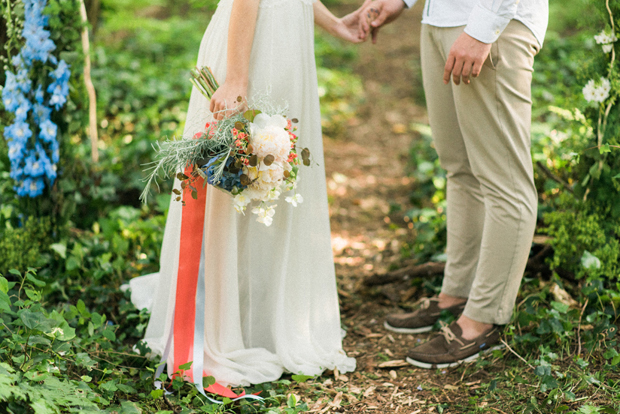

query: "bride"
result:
(131, 0), (366, 388)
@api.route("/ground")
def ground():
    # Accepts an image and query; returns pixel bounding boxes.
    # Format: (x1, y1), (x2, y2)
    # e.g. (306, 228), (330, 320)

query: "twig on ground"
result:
(500, 338), (535, 370)
(577, 298), (589, 357)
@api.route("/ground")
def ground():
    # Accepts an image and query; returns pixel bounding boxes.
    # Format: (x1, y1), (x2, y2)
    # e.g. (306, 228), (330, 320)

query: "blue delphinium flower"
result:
(2, 0), (71, 197)
(33, 103), (51, 122)
(24, 153), (46, 177)
(47, 81), (69, 109)
(14, 99), (32, 121)
(5, 121), (33, 143)
(40, 153), (57, 181)
(7, 140), (26, 164)
(39, 119), (57, 142)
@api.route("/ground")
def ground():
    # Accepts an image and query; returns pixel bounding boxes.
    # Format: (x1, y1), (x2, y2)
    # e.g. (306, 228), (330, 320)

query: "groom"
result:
(357, 0), (548, 367)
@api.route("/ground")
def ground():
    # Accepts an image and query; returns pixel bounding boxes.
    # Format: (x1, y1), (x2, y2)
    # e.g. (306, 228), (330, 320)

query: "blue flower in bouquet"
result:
(205, 155), (245, 192)
(39, 119), (57, 142)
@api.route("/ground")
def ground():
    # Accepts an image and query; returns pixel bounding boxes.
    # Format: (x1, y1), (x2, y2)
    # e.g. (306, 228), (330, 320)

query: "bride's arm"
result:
(313, 1), (367, 43)
(210, 0), (260, 120)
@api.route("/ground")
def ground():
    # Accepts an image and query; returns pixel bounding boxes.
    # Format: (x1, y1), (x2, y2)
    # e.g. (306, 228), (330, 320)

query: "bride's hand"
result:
(209, 81), (248, 120)
(332, 6), (372, 43)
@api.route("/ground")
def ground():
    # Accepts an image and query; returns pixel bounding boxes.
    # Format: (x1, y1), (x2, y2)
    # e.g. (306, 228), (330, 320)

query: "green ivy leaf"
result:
(179, 361), (193, 371)
(550, 301), (569, 314)
(76, 299), (90, 318)
(100, 380), (118, 393)
(0, 276), (8, 294)
(287, 394), (297, 408)
(0, 291), (11, 312)
(102, 328), (116, 341)
(203, 376), (216, 387)
(151, 389), (164, 399)
(291, 374), (314, 383)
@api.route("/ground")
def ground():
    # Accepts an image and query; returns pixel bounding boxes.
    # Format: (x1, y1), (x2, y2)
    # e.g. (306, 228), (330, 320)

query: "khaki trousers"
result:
(421, 21), (539, 325)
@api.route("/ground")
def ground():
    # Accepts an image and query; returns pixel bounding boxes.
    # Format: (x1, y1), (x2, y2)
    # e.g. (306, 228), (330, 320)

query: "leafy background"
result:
(0, 0), (619, 412)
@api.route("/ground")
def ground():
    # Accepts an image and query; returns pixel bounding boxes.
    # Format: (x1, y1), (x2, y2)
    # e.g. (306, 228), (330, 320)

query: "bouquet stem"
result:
(190, 66), (220, 100)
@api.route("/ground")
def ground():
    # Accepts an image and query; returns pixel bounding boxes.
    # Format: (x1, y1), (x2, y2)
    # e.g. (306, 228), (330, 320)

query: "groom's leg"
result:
(436, 21), (539, 325)
(420, 24), (485, 299)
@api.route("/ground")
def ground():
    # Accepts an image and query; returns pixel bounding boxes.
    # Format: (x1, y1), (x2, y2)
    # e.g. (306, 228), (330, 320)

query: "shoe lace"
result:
(418, 297), (438, 310)
(439, 322), (465, 346)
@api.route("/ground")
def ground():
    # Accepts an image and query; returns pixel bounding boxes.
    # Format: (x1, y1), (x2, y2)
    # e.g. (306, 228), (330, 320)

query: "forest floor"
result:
(291, 5), (510, 414)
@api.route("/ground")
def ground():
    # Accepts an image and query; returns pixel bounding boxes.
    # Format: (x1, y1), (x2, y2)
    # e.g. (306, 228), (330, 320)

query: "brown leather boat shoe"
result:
(405, 321), (503, 369)
(384, 297), (466, 334)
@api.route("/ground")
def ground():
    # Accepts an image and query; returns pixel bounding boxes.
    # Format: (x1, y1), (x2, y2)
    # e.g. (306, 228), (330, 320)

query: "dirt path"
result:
(307, 6), (477, 413)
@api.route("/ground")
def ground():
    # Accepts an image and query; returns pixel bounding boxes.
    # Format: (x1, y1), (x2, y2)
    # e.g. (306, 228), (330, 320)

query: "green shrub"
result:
(544, 194), (620, 281)
(0, 216), (52, 275)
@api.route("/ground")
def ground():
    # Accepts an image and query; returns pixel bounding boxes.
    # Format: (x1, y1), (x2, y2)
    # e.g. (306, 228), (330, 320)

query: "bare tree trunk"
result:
(80, 0), (99, 162)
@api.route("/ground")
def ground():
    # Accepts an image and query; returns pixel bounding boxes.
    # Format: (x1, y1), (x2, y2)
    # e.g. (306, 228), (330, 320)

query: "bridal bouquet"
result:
(141, 67), (310, 226)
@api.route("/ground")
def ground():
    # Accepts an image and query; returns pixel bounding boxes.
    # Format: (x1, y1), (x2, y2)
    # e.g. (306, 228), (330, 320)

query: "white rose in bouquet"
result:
(249, 113), (292, 163)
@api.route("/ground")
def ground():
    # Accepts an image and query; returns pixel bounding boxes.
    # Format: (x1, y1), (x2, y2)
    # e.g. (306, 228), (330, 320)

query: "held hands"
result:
(209, 81), (247, 120)
(443, 32), (492, 85)
(332, 7), (367, 43)
(358, 0), (405, 43)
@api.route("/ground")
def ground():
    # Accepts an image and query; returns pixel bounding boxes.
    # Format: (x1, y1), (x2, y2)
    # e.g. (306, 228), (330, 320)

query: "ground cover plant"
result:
(0, 0), (619, 412)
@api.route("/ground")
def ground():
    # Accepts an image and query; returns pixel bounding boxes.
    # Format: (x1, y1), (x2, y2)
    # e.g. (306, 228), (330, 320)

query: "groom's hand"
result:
(359, 0), (405, 44)
(443, 32), (492, 85)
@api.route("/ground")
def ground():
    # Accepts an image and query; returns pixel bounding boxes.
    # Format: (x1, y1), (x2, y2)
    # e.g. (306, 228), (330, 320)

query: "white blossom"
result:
(583, 78), (611, 103)
(285, 193), (304, 207)
(594, 30), (617, 45)
(252, 205), (276, 226)
(582, 79), (597, 102)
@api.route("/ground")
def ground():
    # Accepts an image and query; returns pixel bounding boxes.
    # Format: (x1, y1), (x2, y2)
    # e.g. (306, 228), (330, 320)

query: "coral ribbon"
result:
(170, 168), (262, 403)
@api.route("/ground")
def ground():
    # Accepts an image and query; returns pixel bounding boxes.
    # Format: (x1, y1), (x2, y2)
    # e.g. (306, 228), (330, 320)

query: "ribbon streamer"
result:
(153, 169), (263, 405)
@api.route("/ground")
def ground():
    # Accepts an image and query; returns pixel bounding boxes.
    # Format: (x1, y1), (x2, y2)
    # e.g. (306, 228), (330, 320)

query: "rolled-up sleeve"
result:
(403, 0), (418, 9)
(464, 0), (520, 44)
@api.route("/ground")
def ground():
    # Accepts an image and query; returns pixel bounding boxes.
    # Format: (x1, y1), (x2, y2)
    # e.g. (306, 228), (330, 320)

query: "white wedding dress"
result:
(128, 0), (356, 387)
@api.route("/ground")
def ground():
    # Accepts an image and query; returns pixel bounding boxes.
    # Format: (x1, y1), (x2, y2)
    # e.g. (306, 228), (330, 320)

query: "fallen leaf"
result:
(363, 386), (376, 397)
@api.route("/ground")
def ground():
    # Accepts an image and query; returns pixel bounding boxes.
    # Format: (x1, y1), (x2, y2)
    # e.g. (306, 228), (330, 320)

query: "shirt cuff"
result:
(464, 3), (512, 44)
(403, 0), (417, 9)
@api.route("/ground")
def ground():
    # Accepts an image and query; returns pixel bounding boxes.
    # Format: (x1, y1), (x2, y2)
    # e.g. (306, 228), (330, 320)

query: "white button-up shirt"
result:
(403, 0), (549, 47)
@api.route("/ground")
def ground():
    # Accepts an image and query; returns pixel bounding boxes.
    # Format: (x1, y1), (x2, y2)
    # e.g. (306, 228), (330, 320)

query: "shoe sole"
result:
(405, 344), (506, 369)
(383, 321), (434, 334)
